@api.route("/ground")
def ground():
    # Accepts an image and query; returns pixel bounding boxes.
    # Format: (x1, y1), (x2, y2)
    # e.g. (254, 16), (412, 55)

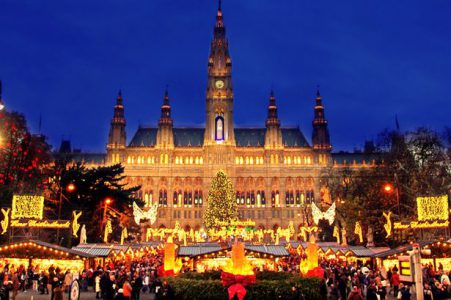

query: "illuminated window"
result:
(159, 190), (167, 206)
(239, 157), (243, 164)
(270, 154), (274, 164)
(127, 156), (131, 164)
(164, 154), (169, 164)
(250, 157), (254, 165)
(189, 157), (193, 164)
(199, 157), (204, 164)
(215, 115), (224, 141)
(195, 157), (199, 164)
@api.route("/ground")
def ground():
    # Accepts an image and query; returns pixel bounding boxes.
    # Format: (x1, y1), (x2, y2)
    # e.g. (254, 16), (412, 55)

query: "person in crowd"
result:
(346, 286), (363, 300)
(131, 273), (143, 300)
(95, 271), (102, 299)
(398, 283), (411, 300)
(156, 280), (173, 300)
(391, 270), (400, 297)
(423, 283), (433, 300)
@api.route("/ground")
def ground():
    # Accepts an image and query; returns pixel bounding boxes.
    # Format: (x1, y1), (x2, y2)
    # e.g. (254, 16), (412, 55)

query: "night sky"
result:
(1, 0), (450, 152)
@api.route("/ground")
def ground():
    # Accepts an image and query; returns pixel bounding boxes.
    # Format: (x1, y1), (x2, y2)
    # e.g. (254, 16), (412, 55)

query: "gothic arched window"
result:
(215, 115), (224, 141)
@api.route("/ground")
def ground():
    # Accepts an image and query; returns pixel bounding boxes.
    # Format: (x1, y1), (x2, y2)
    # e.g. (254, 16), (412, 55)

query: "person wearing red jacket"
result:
(391, 270), (400, 297)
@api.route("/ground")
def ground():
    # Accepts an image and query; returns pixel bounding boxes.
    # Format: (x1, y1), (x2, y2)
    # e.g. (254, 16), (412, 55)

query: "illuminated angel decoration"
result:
(1, 208), (10, 235)
(133, 201), (158, 225)
(311, 202), (336, 225)
(354, 221), (363, 243)
(104, 220), (113, 243)
(72, 211), (82, 237)
(333, 225), (341, 244)
(383, 211), (392, 237)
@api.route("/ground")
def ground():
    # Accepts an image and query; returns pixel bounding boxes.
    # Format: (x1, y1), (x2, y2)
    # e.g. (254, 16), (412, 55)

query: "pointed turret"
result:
(159, 88), (173, 126)
(266, 89), (280, 127)
(265, 90), (283, 149)
(156, 88), (174, 149)
(205, 1), (235, 145)
(312, 88), (331, 151)
(107, 90), (127, 164)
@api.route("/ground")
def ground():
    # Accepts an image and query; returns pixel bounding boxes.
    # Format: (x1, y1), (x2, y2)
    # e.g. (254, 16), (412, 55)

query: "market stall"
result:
(177, 243), (289, 272)
(0, 240), (93, 273)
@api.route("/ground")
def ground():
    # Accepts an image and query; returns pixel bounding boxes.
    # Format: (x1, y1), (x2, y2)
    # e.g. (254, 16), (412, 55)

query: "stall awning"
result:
(0, 240), (94, 259)
(373, 241), (433, 258)
(72, 243), (130, 257)
(245, 245), (289, 257)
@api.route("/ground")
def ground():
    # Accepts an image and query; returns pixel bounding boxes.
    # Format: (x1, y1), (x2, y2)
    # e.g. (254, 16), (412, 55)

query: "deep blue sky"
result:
(1, 0), (450, 152)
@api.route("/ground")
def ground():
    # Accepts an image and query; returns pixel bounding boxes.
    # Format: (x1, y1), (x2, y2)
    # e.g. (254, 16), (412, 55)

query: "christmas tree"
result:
(204, 170), (238, 230)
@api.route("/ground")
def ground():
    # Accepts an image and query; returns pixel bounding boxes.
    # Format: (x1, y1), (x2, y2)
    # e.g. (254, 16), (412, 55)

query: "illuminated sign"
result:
(216, 220), (256, 227)
(394, 220), (449, 230)
(10, 219), (71, 228)
(398, 256), (414, 282)
(11, 195), (44, 220)
(417, 195), (448, 221)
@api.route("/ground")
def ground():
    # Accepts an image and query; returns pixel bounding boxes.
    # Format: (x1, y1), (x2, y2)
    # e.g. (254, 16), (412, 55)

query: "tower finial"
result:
(0, 80), (2, 98)
(316, 85), (321, 97)
(118, 89), (122, 97)
(218, 0), (222, 11)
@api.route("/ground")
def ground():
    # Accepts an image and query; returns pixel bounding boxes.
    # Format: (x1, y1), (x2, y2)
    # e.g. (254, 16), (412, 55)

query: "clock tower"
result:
(204, 1), (235, 146)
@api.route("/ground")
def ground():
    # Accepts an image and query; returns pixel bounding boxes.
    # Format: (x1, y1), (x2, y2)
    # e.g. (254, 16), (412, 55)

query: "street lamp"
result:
(66, 183), (76, 193)
(101, 197), (113, 233)
(57, 182), (76, 242)
(383, 181), (400, 215)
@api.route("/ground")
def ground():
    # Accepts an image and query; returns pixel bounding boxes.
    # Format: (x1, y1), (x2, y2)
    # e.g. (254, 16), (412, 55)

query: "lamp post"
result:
(383, 179), (400, 216)
(56, 183), (76, 243)
(101, 197), (112, 233)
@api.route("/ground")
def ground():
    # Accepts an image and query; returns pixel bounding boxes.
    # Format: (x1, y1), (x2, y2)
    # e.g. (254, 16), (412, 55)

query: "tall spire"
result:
(266, 89), (280, 127)
(107, 89), (127, 163)
(112, 89), (125, 125)
(312, 88), (331, 151)
(159, 87), (173, 126)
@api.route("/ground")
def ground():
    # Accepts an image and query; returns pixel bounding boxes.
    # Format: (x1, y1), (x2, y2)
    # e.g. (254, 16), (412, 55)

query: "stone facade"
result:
(103, 3), (336, 232)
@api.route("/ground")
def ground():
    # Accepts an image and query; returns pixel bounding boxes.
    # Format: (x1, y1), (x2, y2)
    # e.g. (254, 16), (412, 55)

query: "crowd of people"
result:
(320, 260), (451, 300)
(0, 252), (450, 300)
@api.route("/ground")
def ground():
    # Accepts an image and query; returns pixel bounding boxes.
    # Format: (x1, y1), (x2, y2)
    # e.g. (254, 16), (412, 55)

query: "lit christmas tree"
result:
(204, 170), (238, 230)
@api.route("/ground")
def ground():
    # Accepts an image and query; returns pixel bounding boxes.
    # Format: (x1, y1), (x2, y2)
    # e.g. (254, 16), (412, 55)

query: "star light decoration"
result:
(311, 202), (336, 225)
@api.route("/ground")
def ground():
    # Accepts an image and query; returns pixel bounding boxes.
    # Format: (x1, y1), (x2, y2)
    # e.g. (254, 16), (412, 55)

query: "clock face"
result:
(215, 80), (225, 89)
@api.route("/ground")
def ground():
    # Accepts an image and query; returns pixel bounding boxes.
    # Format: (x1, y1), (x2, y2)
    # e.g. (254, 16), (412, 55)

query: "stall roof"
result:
(178, 244), (289, 257)
(373, 241), (433, 258)
(178, 245), (222, 257)
(72, 243), (130, 257)
(287, 241), (390, 258)
(245, 245), (289, 257)
(0, 240), (95, 259)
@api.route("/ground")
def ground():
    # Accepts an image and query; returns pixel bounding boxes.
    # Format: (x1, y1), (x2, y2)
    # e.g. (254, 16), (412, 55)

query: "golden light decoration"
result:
(311, 202), (335, 225)
(354, 221), (363, 243)
(333, 225), (341, 244)
(72, 211), (82, 237)
(223, 242), (254, 276)
(11, 195), (44, 220)
(120, 227), (128, 245)
(383, 211), (392, 237)
(103, 220), (112, 243)
(1, 208), (10, 234)
(417, 195), (449, 221)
